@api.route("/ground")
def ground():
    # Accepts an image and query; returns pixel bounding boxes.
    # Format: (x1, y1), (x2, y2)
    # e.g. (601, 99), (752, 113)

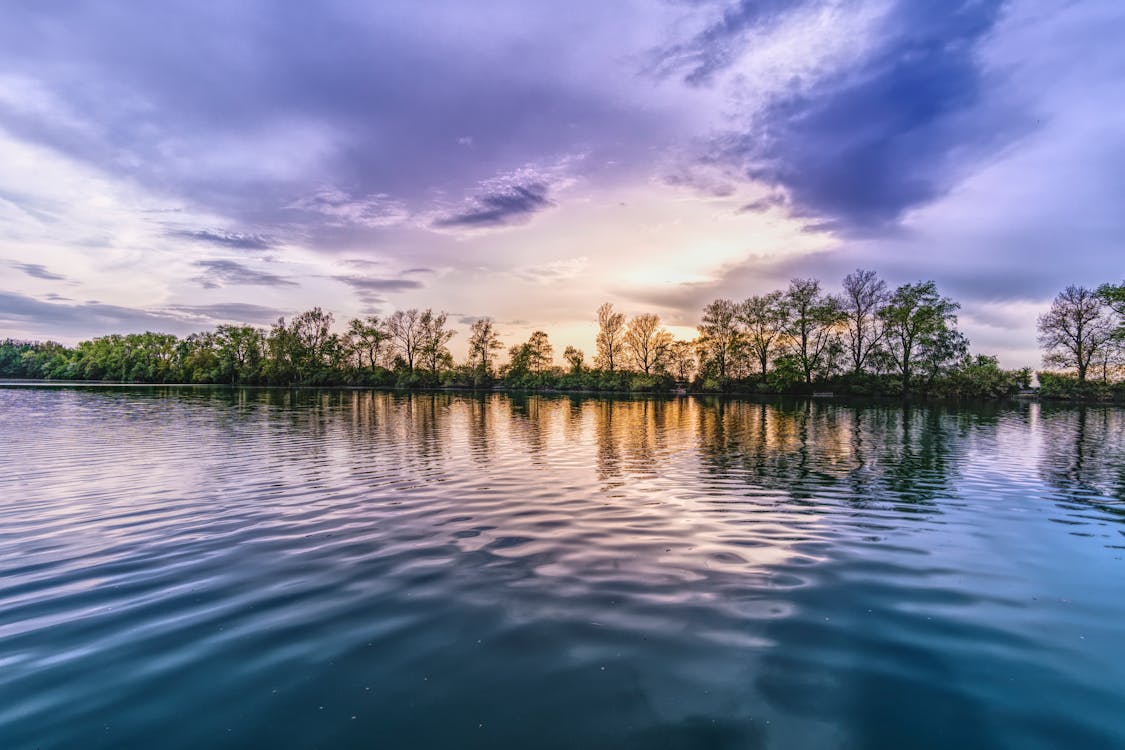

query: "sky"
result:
(1, 0), (1123, 367)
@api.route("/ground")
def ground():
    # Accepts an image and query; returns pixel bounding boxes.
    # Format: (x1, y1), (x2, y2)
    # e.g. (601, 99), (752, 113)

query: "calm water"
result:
(1, 387), (1123, 749)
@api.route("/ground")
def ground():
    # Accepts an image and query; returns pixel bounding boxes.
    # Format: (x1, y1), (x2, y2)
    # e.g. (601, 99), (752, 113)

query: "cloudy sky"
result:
(1, 0), (1122, 366)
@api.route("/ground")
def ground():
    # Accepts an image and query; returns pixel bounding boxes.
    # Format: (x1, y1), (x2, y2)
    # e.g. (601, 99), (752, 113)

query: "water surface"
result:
(1, 387), (1123, 749)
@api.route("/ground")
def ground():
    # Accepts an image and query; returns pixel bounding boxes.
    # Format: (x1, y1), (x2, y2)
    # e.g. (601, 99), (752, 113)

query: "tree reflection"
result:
(694, 398), (966, 514)
(1038, 404), (1125, 514)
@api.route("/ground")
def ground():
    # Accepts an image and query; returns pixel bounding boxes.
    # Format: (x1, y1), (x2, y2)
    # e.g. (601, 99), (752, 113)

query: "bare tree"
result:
(1038, 285), (1117, 382)
(624, 313), (673, 375)
(841, 268), (888, 374)
(387, 308), (423, 372)
(595, 303), (626, 372)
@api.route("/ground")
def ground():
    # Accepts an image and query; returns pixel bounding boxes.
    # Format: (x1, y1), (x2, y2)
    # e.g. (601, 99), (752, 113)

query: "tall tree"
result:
(697, 299), (743, 384)
(1038, 285), (1116, 382)
(467, 317), (503, 377)
(525, 330), (553, 375)
(624, 313), (673, 375)
(215, 324), (264, 384)
(346, 316), (389, 371)
(841, 268), (888, 374)
(783, 278), (844, 385)
(879, 281), (962, 391)
(595, 303), (626, 372)
(740, 291), (787, 377)
(265, 317), (299, 384)
(418, 310), (455, 374)
(387, 308), (423, 373)
(290, 307), (340, 380)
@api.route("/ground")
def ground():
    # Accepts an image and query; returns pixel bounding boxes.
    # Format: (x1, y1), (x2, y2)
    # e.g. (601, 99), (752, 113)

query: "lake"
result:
(0, 386), (1122, 749)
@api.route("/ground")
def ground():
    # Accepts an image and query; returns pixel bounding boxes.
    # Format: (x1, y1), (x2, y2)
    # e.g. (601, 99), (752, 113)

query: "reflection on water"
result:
(0, 387), (1123, 750)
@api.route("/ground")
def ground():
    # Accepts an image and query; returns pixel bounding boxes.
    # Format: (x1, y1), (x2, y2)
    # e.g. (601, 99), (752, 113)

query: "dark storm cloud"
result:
(193, 259), (297, 289)
(432, 182), (554, 229)
(12, 263), (67, 281)
(0, 1), (677, 238)
(652, 0), (1021, 233)
(712, 0), (1017, 233)
(170, 230), (276, 250)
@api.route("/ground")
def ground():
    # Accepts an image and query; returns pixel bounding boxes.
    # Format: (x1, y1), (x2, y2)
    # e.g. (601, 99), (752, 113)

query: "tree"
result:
(289, 307), (340, 380)
(1096, 282), (1125, 350)
(467, 317), (503, 378)
(346, 316), (389, 371)
(740, 291), (787, 377)
(1038, 285), (1117, 382)
(879, 281), (962, 391)
(841, 268), (888, 374)
(264, 318), (298, 384)
(563, 346), (585, 374)
(418, 310), (455, 374)
(697, 299), (743, 384)
(387, 309), (423, 373)
(595, 303), (626, 372)
(1097, 282), (1125, 319)
(624, 313), (673, 375)
(668, 340), (696, 382)
(525, 330), (553, 375)
(215, 324), (265, 384)
(783, 278), (844, 385)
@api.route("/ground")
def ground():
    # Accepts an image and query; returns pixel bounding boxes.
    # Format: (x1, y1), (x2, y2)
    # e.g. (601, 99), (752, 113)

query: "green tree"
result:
(290, 307), (341, 382)
(879, 281), (962, 391)
(740, 290), (787, 377)
(563, 345), (585, 374)
(418, 310), (455, 374)
(346, 316), (389, 371)
(215, 325), (264, 384)
(467, 317), (503, 379)
(783, 278), (844, 385)
(525, 330), (553, 375)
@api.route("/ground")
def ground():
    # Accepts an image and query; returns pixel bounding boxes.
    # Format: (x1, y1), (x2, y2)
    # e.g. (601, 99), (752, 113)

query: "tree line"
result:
(2, 271), (1123, 399)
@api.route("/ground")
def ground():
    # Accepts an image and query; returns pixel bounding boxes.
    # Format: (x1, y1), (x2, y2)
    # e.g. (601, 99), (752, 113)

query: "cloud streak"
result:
(12, 263), (67, 281)
(193, 259), (297, 289)
(170, 230), (276, 251)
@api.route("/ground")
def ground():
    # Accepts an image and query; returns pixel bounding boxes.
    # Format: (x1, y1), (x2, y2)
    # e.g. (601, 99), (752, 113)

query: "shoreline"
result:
(3, 378), (1121, 405)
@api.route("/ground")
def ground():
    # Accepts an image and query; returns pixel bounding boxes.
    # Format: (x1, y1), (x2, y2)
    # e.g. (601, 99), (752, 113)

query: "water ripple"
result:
(1, 388), (1123, 749)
